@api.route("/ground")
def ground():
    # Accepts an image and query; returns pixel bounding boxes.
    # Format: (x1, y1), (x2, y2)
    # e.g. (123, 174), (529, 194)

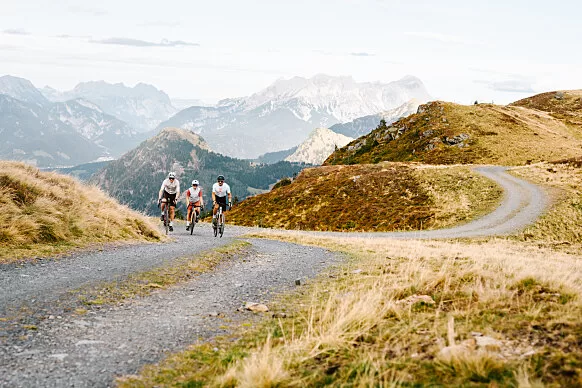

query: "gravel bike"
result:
(159, 198), (174, 235)
(188, 204), (202, 235)
(213, 204), (226, 238)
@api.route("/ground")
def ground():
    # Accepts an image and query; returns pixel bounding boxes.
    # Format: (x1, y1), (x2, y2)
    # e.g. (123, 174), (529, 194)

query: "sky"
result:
(1, 0), (581, 105)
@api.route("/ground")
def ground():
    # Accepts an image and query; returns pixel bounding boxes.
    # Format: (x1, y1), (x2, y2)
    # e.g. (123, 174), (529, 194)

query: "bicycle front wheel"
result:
(190, 210), (195, 235)
(219, 213), (225, 237)
(164, 207), (169, 235)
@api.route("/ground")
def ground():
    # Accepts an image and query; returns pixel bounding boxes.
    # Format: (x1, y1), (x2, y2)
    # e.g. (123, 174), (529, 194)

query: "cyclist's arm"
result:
(186, 189), (190, 205)
(212, 191), (216, 204)
(175, 181), (180, 200)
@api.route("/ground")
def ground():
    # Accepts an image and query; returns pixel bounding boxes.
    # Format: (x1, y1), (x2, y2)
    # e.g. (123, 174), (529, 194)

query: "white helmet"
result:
(168, 172), (176, 179)
(192, 180), (199, 185)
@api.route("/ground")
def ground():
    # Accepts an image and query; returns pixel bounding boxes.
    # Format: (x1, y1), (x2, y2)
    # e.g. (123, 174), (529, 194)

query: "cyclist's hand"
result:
(228, 201), (232, 209)
(157, 198), (162, 208)
(213, 201), (217, 206)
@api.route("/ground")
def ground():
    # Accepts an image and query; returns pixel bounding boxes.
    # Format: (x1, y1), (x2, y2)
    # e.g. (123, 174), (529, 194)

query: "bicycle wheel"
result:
(213, 209), (219, 237)
(219, 213), (225, 237)
(164, 206), (169, 235)
(190, 208), (195, 235)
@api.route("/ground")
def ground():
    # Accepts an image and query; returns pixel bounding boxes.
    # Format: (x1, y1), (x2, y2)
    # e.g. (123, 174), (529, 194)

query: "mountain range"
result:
(155, 74), (430, 159)
(0, 73), (429, 167)
(42, 81), (177, 132)
(0, 75), (170, 166)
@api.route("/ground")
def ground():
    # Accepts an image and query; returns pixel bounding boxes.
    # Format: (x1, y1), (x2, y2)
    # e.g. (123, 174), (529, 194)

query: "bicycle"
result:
(188, 204), (202, 235)
(213, 204), (227, 237)
(158, 198), (175, 235)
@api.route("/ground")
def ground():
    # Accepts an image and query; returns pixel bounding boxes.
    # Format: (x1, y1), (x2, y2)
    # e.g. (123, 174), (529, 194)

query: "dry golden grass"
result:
(0, 161), (162, 263)
(326, 92), (582, 166)
(228, 163), (502, 232)
(509, 161), (582, 251)
(118, 234), (582, 386)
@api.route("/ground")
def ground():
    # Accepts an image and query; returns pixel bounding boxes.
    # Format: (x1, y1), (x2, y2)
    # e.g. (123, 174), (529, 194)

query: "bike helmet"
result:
(192, 179), (199, 185)
(168, 172), (176, 179)
(217, 175), (225, 181)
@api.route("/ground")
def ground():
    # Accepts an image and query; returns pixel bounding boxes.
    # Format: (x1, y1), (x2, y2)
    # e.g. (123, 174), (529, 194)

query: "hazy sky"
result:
(1, 0), (580, 104)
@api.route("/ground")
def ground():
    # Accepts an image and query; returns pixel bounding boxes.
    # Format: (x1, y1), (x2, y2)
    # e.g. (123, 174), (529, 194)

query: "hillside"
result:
(284, 127), (354, 165)
(91, 127), (308, 215)
(0, 161), (161, 263)
(325, 91), (582, 166)
(228, 163), (502, 231)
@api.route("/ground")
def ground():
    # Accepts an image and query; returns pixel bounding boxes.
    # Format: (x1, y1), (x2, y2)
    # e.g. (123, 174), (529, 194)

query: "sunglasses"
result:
(218, 180), (224, 183)
(169, 177), (175, 180)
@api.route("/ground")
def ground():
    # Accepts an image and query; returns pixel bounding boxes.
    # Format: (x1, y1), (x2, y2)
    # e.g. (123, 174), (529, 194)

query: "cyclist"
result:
(185, 179), (204, 231)
(211, 175), (232, 228)
(158, 172), (180, 232)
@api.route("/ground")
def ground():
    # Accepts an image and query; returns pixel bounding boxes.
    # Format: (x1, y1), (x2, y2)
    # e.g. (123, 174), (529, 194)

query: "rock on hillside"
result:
(91, 127), (307, 215)
(285, 128), (354, 165)
(325, 92), (582, 166)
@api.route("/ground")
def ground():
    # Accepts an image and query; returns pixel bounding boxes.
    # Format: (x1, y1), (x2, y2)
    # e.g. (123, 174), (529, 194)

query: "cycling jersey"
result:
(212, 182), (231, 198)
(186, 186), (203, 203)
(160, 178), (180, 195)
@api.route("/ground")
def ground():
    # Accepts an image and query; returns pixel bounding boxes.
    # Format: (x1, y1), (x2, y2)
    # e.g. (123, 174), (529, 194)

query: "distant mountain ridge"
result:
(42, 80), (177, 132)
(0, 94), (104, 166)
(156, 74), (431, 159)
(285, 128), (354, 165)
(0, 75), (50, 107)
(0, 75), (155, 166)
(330, 99), (422, 138)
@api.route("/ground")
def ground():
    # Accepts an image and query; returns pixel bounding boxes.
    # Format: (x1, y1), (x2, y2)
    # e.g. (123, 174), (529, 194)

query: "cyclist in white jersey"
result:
(185, 179), (203, 231)
(158, 172), (180, 232)
(211, 175), (232, 227)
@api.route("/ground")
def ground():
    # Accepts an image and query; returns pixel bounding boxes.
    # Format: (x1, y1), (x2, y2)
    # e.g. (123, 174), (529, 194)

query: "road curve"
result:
(260, 166), (548, 239)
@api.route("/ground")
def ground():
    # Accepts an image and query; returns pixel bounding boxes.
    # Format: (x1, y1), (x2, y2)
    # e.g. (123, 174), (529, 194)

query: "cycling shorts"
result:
(163, 190), (177, 206)
(215, 195), (227, 211)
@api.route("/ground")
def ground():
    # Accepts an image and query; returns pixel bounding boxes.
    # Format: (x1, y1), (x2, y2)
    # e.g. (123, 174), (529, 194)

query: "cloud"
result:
(92, 37), (200, 47)
(138, 21), (181, 27)
(3, 29), (29, 35)
(474, 79), (535, 93)
(350, 52), (375, 57)
(404, 31), (483, 46)
(68, 6), (108, 16)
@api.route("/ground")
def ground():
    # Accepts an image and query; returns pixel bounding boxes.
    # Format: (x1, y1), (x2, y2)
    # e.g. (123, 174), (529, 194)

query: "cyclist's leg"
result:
(186, 203), (192, 225)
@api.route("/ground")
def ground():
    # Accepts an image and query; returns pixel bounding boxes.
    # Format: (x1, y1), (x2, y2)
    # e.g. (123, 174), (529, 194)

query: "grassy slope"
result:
(325, 90), (582, 166)
(509, 158), (582, 251)
(228, 163), (502, 232)
(119, 235), (582, 387)
(0, 161), (162, 263)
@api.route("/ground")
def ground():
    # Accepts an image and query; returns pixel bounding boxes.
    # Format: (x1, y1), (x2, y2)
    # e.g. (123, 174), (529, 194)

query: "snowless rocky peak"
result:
(0, 75), (49, 106)
(244, 74), (430, 123)
(285, 127), (354, 165)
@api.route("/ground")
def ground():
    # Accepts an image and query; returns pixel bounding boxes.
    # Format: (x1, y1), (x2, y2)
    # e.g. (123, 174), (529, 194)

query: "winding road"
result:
(0, 166), (547, 387)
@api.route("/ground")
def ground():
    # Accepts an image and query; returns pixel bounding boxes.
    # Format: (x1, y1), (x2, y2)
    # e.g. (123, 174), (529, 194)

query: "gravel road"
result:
(0, 166), (546, 387)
